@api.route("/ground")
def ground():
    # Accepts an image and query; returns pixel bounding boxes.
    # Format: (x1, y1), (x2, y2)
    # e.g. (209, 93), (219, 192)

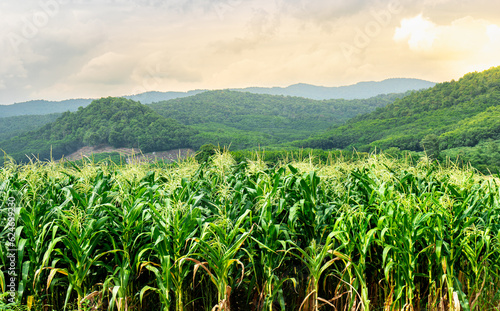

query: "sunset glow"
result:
(1, 0), (500, 104)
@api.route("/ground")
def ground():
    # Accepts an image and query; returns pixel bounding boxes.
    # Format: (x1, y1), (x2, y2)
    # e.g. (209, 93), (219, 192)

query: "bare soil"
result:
(63, 145), (195, 162)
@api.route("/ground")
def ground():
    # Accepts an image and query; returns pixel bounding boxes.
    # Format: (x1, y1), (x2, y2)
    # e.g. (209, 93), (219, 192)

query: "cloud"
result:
(394, 15), (497, 57)
(211, 7), (280, 54)
(394, 15), (436, 51)
(487, 24), (500, 44)
(1, 1), (500, 104)
(281, 0), (369, 24)
(132, 53), (203, 83)
(73, 52), (134, 85)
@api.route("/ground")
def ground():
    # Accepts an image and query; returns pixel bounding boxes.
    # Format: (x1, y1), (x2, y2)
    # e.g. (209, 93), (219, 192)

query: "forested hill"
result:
(300, 66), (500, 152)
(0, 91), (407, 159)
(148, 90), (405, 149)
(0, 113), (62, 142)
(0, 97), (197, 162)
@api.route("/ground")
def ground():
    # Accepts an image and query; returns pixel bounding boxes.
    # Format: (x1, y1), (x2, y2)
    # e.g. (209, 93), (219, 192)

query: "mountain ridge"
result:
(0, 90), (204, 118)
(0, 78), (435, 118)
(233, 78), (436, 100)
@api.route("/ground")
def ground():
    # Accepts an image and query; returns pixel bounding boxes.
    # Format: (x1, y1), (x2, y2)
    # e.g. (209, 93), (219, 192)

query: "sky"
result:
(1, 0), (500, 105)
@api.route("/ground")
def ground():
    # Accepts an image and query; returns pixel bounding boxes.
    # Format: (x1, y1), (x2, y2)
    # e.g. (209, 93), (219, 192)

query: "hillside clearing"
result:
(63, 145), (194, 162)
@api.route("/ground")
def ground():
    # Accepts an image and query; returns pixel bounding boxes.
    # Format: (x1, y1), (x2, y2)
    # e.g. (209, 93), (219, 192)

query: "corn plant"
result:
(184, 209), (252, 310)
(1, 153), (499, 311)
(287, 230), (344, 311)
(102, 195), (150, 310)
(37, 209), (112, 311)
(35, 172), (118, 311)
(139, 198), (201, 311)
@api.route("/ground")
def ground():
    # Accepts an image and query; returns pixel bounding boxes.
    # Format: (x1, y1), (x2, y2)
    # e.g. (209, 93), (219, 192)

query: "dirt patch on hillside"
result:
(63, 146), (140, 161)
(128, 149), (195, 163)
(63, 145), (195, 162)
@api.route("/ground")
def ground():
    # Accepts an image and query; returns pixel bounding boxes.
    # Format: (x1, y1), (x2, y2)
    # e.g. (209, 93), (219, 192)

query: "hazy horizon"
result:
(0, 76), (437, 105)
(1, 0), (499, 104)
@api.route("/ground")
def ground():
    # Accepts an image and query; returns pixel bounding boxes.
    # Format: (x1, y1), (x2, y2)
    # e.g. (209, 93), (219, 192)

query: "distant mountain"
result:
(0, 97), (197, 162)
(0, 79), (433, 118)
(124, 90), (206, 104)
(299, 66), (500, 152)
(0, 90), (207, 119)
(0, 99), (93, 118)
(233, 78), (436, 100)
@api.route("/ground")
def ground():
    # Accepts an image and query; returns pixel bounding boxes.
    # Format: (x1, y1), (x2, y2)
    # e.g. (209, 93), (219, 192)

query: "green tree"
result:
(83, 131), (100, 147)
(195, 144), (219, 163)
(420, 134), (440, 160)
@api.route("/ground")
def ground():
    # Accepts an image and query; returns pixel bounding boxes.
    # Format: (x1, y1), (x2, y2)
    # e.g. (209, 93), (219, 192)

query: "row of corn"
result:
(0, 152), (499, 310)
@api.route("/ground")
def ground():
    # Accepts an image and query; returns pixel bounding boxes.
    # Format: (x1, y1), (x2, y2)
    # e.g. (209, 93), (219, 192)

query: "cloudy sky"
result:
(1, 0), (499, 104)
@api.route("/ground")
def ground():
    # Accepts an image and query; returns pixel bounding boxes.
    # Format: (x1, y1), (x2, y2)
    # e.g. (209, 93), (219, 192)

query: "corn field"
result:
(1, 152), (499, 311)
